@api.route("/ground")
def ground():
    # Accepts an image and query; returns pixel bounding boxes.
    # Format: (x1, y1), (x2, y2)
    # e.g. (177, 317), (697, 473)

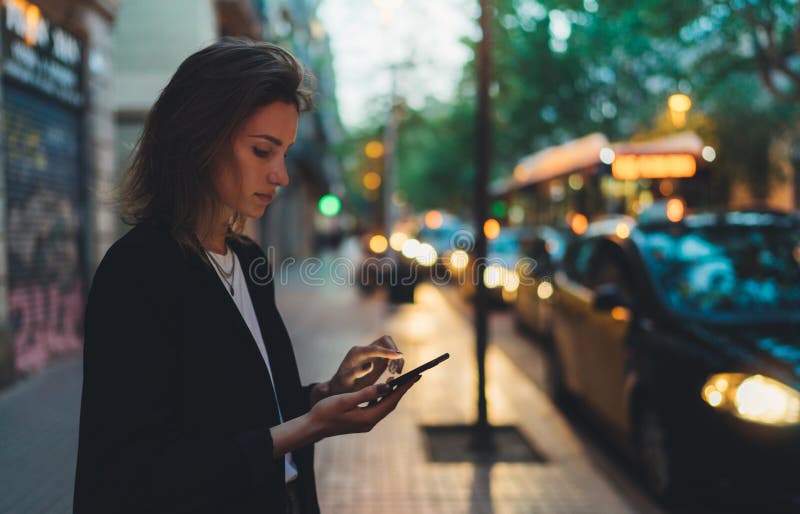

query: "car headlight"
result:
(401, 238), (420, 259)
(702, 373), (800, 426)
(415, 243), (438, 266)
(449, 250), (469, 271)
(502, 270), (519, 293)
(483, 265), (504, 288)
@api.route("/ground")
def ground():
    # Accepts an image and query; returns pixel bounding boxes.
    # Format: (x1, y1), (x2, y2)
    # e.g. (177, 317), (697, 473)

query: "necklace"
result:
(206, 247), (235, 296)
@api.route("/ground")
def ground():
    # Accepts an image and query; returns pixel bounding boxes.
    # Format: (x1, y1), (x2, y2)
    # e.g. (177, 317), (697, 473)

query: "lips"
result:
(255, 193), (273, 203)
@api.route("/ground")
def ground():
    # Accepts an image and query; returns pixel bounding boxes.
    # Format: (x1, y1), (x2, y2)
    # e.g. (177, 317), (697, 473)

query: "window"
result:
(562, 239), (598, 286)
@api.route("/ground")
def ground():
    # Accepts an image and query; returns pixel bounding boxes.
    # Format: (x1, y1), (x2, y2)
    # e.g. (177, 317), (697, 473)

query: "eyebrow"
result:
(248, 134), (295, 148)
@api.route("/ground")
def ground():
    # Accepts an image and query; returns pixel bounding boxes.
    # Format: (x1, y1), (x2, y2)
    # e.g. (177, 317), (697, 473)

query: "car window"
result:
(587, 241), (634, 301)
(637, 224), (800, 321)
(562, 239), (597, 286)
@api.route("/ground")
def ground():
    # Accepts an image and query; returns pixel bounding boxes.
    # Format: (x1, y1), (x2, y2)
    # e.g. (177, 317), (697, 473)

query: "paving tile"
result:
(280, 280), (640, 514)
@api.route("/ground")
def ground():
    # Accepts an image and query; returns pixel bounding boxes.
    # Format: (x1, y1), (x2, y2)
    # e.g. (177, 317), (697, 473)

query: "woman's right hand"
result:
(309, 376), (420, 438)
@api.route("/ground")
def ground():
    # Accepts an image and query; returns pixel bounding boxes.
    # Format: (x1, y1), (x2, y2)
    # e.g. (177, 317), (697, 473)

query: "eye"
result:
(252, 147), (272, 158)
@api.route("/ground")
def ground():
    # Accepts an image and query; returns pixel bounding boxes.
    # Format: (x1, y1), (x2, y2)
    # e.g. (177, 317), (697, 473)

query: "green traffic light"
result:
(492, 200), (508, 218)
(318, 194), (342, 217)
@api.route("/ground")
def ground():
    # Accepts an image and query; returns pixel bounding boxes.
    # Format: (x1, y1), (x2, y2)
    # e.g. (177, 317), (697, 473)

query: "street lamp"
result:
(668, 93), (691, 128)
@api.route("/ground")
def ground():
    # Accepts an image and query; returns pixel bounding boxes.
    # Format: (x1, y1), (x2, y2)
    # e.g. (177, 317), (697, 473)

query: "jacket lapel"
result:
(187, 241), (283, 421)
(228, 238), (297, 418)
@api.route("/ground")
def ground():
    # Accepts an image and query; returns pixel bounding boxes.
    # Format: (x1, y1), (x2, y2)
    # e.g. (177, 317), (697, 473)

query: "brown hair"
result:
(115, 37), (315, 257)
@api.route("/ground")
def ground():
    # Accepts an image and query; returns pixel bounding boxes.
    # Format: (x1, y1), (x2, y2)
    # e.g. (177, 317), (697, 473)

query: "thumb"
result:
(345, 383), (382, 406)
(351, 360), (374, 379)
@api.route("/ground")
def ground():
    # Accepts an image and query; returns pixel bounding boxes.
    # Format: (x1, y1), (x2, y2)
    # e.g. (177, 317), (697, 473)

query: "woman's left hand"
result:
(327, 335), (405, 396)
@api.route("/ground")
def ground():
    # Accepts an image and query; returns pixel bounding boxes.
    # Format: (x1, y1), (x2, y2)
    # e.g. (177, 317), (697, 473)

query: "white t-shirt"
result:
(206, 246), (299, 484)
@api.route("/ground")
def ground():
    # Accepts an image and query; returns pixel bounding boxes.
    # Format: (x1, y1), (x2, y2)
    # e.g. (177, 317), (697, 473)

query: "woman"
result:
(73, 38), (417, 514)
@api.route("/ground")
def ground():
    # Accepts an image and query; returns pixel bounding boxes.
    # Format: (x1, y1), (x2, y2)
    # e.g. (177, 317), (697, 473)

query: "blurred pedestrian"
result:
(73, 37), (414, 514)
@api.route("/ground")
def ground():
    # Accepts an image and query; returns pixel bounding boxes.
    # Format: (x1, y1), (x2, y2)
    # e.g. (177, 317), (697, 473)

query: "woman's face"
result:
(213, 101), (298, 219)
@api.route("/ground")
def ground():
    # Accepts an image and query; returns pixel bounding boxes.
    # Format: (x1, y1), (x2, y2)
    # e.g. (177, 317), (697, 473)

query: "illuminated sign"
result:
(2, 0), (84, 107)
(611, 154), (697, 180)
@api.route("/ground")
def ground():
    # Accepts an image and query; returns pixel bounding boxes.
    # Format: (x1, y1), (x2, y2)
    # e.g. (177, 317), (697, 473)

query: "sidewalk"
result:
(0, 274), (649, 513)
(281, 281), (645, 514)
(0, 356), (81, 513)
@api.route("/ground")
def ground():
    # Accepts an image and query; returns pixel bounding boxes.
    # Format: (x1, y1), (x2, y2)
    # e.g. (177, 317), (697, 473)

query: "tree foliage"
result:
(388, 0), (800, 213)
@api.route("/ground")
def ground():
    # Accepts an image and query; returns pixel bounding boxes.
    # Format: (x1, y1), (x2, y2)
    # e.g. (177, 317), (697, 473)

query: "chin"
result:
(250, 205), (270, 218)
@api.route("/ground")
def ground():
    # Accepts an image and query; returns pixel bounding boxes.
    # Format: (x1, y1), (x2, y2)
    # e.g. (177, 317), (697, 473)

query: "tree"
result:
(389, 0), (800, 212)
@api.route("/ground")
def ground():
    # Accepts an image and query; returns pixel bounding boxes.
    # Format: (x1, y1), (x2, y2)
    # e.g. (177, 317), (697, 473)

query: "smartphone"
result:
(365, 352), (449, 407)
(387, 352), (449, 388)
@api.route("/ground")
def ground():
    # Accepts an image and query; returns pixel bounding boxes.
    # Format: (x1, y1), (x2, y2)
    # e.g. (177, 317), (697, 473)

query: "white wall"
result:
(112, 0), (218, 112)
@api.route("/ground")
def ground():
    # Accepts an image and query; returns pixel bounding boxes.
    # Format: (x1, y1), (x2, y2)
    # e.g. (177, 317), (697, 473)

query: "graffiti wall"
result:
(3, 85), (85, 375)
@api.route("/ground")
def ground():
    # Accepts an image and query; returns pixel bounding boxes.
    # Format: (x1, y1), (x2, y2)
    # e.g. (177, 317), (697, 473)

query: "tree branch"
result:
(739, 4), (800, 100)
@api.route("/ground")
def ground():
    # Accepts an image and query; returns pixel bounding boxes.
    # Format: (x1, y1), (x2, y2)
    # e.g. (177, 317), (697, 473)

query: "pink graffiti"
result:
(10, 279), (84, 374)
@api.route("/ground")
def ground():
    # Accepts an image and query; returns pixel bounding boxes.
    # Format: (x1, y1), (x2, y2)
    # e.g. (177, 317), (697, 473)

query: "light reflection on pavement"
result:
(278, 272), (650, 514)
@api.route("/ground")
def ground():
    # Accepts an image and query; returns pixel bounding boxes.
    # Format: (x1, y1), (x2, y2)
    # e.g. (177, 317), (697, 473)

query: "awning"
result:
(502, 131), (705, 194)
(611, 132), (704, 158)
(508, 133), (610, 192)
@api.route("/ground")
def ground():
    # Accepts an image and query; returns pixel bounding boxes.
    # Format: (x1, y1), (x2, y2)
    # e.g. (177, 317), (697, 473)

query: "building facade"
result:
(258, 0), (344, 263)
(0, 0), (118, 387)
(0, 0), (343, 389)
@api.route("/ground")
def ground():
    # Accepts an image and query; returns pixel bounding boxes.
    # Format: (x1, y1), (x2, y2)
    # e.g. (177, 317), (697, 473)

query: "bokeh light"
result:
(369, 234), (388, 253)
(425, 210), (443, 229)
(364, 140), (384, 159)
(318, 194), (341, 217)
(389, 231), (408, 251)
(666, 198), (685, 222)
(570, 213), (588, 235)
(483, 218), (501, 239)
(363, 171), (382, 190)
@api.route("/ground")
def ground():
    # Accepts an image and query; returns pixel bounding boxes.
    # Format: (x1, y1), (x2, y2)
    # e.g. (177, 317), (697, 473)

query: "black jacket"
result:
(73, 222), (320, 514)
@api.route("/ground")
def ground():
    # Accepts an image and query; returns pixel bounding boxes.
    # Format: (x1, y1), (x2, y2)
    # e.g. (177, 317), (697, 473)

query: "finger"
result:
(372, 337), (403, 373)
(388, 357), (405, 374)
(352, 360), (374, 379)
(366, 380), (393, 407)
(345, 383), (385, 407)
(371, 334), (400, 351)
(359, 345), (404, 361)
(368, 376), (420, 414)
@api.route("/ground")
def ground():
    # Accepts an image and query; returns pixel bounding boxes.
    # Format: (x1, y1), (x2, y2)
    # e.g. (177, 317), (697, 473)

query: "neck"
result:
(196, 219), (230, 255)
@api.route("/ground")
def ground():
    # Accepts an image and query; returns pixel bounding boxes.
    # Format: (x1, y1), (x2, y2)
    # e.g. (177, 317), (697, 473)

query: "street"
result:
(2, 249), (668, 514)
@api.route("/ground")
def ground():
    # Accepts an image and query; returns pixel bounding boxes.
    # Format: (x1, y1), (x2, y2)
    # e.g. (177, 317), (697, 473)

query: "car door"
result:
(515, 237), (548, 333)
(552, 238), (598, 398)
(579, 240), (634, 432)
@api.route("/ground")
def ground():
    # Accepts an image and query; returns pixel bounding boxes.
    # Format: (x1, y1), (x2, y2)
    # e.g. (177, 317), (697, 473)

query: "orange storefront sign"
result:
(611, 154), (697, 180)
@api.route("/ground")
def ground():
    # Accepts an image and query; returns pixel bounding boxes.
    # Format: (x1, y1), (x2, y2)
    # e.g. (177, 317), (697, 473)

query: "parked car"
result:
(549, 210), (800, 508)
(451, 227), (526, 304)
(416, 214), (472, 280)
(514, 225), (572, 339)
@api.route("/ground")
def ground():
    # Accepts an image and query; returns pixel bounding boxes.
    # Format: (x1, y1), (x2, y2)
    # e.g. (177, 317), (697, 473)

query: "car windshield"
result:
(637, 223), (800, 321)
(490, 233), (519, 255)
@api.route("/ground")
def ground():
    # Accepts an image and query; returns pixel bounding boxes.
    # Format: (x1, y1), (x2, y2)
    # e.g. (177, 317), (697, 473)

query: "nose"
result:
(268, 159), (289, 187)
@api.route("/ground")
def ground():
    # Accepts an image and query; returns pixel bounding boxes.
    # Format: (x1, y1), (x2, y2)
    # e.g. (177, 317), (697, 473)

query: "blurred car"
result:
(549, 210), (800, 508)
(450, 226), (526, 304)
(356, 229), (392, 292)
(513, 225), (573, 339)
(413, 212), (471, 280)
(357, 217), (423, 297)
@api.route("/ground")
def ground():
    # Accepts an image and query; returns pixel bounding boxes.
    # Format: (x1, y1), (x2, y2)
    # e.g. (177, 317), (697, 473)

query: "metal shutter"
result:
(3, 84), (85, 374)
